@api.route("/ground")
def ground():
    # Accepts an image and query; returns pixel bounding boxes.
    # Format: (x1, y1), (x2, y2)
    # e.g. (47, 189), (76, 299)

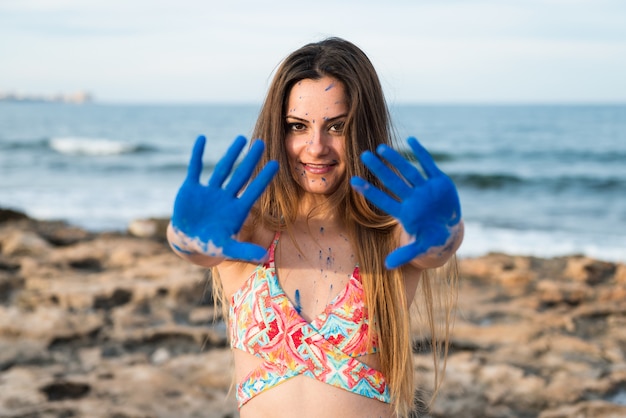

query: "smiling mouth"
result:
(301, 162), (336, 174)
(303, 163), (334, 168)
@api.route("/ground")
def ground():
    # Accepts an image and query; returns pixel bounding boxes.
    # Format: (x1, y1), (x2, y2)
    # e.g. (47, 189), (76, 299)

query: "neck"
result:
(296, 194), (343, 226)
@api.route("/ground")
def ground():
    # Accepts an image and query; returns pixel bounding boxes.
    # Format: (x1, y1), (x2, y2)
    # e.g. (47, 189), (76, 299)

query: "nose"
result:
(306, 127), (329, 156)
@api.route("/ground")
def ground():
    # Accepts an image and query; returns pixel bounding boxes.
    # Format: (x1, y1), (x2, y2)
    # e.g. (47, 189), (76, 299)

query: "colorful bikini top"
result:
(229, 232), (390, 408)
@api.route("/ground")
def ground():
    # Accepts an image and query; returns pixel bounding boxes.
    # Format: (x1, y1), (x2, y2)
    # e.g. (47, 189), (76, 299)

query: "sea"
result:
(1, 102), (625, 262)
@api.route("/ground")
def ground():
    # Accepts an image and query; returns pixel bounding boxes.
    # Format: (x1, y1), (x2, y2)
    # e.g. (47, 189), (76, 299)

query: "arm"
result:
(351, 137), (463, 270)
(397, 219), (464, 269)
(168, 135), (278, 267)
(167, 222), (225, 268)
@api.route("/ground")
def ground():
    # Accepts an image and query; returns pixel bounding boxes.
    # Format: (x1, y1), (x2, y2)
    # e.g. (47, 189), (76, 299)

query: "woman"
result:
(168, 37), (463, 418)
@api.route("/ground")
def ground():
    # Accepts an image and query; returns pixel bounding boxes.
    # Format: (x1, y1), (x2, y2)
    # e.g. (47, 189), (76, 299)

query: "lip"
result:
(301, 162), (335, 175)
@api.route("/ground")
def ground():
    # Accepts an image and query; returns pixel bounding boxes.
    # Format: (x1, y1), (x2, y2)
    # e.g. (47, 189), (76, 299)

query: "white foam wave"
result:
(49, 137), (139, 156)
(459, 222), (626, 263)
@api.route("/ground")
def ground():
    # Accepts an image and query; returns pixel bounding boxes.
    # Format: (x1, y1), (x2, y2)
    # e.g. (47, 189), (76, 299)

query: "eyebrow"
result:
(285, 114), (347, 124)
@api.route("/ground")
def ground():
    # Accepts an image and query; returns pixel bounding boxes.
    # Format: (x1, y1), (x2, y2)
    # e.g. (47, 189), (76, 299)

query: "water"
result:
(1, 102), (625, 262)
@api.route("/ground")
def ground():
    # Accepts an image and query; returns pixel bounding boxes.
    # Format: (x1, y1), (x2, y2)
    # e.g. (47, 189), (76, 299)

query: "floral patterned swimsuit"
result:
(229, 232), (391, 408)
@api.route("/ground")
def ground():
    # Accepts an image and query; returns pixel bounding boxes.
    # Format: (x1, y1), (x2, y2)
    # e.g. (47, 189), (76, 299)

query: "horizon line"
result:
(3, 99), (625, 107)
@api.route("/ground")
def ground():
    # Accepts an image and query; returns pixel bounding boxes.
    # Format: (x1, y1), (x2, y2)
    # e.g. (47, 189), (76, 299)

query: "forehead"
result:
(286, 77), (347, 116)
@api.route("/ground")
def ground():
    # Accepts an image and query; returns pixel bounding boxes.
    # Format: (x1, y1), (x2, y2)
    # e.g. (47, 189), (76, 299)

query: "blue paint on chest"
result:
(294, 289), (302, 314)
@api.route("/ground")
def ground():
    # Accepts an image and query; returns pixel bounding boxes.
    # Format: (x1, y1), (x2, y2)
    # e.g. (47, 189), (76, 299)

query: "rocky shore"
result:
(1, 208), (625, 418)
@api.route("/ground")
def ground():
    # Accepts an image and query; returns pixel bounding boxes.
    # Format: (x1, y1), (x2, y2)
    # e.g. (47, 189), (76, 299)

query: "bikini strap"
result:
(265, 231), (280, 267)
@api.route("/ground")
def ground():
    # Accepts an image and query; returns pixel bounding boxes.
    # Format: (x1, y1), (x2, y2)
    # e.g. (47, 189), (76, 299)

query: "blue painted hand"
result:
(351, 137), (461, 269)
(171, 135), (279, 262)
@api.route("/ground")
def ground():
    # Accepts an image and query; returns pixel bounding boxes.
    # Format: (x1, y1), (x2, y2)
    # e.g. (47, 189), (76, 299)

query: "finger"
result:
(350, 176), (402, 218)
(376, 144), (426, 187)
(407, 137), (442, 178)
(361, 151), (413, 199)
(385, 242), (429, 269)
(239, 160), (279, 209)
(209, 135), (247, 188)
(226, 139), (266, 195)
(186, 135), (206, 183)
(223, 239), (270, 263)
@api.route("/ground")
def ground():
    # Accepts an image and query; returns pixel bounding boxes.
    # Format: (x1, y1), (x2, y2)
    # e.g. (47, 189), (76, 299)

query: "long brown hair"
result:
(222, 37), (456, 416)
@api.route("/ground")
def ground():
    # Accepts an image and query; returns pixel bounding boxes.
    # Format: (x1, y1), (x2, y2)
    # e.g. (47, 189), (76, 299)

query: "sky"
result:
(1, 0), (625, 104)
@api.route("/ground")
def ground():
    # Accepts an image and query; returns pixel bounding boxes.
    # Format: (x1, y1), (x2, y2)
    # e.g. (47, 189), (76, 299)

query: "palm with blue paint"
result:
(171, 135), (278, 262)
(351, 137), (461, 269)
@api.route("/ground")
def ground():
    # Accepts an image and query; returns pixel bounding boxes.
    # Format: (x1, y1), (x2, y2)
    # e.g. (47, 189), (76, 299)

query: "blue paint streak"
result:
(172, 243), (193, 255)
(294, 289), (302, 314)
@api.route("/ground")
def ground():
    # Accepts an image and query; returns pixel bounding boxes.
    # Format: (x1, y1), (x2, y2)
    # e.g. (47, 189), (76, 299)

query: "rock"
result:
(539, 400), (626, 418)
(479, 363), (546, 410)
(1, 215), (625, 418)
(150, 347), (171, 364)
(536, 279), (592, 307)
(128, 217), (169, 240)
(0, 367), (48, 410)
(0, 228), (51, 256)
(40, 379), (91, 401)
(0, 208), (29, 223)
(0, 338), (50, 371)
(0, 305), (105, 342)
(615, 263), (626, 284)
(459, 253), (537, 286)
(564, 256), (616, 285)
(35, 220), (93, 246)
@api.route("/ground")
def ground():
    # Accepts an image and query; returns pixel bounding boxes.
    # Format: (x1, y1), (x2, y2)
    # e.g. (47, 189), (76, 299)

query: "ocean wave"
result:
(398, 148), (626, 164)
(452, 172), (626, 192)
(149, 162), (215, 172)
(398, 149), (457, 163)
(48, 137), (155, 156)
(459, 222), (626, 263)
(0, 138), (49, 151)
(493, 149), (626, 164)
(452, 173), (523, 189)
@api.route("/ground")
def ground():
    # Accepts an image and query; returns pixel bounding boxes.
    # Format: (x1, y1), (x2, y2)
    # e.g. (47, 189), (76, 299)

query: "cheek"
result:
(284, 137), (297, 159)
(285, 135), (312, 160)
(335, 142), (348, 164)
(284, 139), (303, 175)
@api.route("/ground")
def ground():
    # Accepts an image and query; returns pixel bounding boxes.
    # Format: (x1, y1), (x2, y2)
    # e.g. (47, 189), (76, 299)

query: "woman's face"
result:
(285, 76), (348, 196)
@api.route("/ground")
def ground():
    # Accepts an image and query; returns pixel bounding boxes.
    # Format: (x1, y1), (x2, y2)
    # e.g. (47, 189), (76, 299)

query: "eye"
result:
(287, 122), (306, 132)
(329, 121), (345, 134)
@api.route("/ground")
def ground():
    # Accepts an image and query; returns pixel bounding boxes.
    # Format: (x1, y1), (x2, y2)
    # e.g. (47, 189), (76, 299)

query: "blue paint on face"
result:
(325, 82), (335, 91)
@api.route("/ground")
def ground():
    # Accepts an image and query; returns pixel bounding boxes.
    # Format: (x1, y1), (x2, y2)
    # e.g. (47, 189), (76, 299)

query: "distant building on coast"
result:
(0, 90), (94, 104)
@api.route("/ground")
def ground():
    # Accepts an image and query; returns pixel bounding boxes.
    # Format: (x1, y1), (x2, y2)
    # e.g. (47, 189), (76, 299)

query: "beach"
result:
(1, 208), (625, 418)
